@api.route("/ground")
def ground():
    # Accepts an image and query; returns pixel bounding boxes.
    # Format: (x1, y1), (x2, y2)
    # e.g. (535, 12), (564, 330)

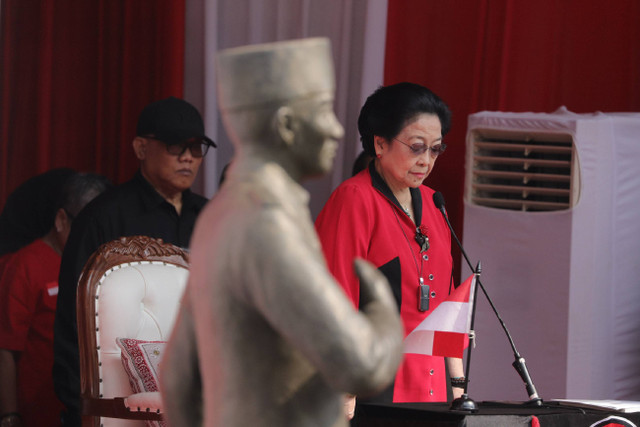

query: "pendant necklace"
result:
(392, 207), (431, 312)
(396, 195), (429, 252)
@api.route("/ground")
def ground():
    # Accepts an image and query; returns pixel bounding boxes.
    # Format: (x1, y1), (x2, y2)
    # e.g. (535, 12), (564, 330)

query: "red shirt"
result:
(0, 239), (64, 426)
(315, 166), (453, 402)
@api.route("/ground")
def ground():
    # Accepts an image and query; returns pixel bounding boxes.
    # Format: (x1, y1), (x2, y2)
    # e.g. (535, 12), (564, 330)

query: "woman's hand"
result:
(452, 385), (464, 400)
(446, 357), (465, 400)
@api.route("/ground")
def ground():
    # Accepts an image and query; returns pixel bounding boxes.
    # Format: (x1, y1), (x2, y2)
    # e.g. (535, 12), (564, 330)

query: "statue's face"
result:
(291, 92), (344, 177)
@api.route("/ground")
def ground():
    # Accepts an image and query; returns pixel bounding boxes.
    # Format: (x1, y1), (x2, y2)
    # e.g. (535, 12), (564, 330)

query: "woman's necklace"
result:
(376, 164), (430, 309)
(376, 165), (413, 219)
(400, 204), (411, 218)
(394, 191), (413, 220)
(392, 208), (431, 312)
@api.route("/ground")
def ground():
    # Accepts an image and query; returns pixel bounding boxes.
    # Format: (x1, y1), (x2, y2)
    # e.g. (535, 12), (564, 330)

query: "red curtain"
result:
(0, 0), (185, 207)
(385, 0), (640, 281)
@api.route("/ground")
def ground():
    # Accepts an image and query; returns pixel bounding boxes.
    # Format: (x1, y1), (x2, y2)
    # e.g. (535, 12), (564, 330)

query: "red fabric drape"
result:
(385, 0), (640, 281)
(0, 0), (186, 208)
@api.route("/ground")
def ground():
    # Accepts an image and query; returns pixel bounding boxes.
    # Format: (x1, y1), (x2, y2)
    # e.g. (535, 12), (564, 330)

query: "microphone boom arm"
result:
(435, 193), (542, 405)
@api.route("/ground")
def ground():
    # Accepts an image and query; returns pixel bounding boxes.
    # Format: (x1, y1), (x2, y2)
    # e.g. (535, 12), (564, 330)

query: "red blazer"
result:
(316, 164), (453, 402)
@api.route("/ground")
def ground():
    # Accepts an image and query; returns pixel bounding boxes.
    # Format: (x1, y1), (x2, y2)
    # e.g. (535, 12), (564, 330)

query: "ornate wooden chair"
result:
(77, 235), (189, 427)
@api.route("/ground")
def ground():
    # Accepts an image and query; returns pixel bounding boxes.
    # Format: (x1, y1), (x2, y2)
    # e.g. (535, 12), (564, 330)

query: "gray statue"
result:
(160, 38), (403, 427)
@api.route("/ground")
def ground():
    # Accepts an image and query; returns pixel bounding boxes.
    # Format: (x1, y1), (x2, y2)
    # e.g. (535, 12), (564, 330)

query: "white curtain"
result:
(185, 0), (388, 218)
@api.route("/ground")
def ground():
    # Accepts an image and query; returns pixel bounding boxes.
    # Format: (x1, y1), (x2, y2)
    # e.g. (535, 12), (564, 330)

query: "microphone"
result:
(433, 192), (542, 405)
(433, 191), (446, 211)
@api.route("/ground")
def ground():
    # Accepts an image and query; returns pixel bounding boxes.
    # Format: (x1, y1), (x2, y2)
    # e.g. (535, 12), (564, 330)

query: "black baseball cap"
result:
(136, 96), (216, 147)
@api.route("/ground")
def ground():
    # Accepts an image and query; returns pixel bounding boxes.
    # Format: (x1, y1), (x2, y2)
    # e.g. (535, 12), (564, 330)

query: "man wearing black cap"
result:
(52, 97), (215, 427)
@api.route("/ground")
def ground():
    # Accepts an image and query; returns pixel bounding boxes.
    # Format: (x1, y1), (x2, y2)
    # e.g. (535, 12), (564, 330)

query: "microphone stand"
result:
(439, 204), (543, 407)
(450, 262), (481, 412)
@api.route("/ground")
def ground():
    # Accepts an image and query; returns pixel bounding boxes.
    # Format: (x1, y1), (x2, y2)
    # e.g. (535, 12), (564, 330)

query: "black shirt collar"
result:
(133, 170), (199, 215)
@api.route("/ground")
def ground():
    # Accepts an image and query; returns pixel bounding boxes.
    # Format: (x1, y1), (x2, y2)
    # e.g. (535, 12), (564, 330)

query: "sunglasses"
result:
(145, 137), (213, 158)
(393, 137), (447, 158)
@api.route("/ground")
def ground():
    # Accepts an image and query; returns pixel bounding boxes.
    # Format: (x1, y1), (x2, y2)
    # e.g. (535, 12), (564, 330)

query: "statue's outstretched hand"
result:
(350, 258), (404, 392)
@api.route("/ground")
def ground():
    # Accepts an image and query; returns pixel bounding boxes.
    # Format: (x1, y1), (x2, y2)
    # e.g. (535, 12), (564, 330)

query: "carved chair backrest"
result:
(77, 235), (189, 427)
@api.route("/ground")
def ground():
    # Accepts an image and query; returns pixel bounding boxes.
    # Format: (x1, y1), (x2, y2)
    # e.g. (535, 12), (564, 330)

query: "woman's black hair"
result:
(351, 151), (374, 177)
(357, 82), (451, 156)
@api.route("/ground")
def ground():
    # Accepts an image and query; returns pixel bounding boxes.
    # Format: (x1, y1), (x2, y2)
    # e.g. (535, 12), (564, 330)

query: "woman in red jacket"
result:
(316, 82), (464, 413)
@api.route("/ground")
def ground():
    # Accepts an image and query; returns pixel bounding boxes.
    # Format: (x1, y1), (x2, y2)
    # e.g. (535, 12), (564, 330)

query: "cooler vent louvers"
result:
(467, 132), (579, 211)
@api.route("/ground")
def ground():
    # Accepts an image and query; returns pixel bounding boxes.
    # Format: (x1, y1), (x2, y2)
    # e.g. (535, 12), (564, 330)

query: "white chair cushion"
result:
(94, 261), (187, 427)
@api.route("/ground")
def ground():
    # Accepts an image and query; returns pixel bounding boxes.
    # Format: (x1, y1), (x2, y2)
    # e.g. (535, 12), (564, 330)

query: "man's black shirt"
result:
(52, 171), (207, 426)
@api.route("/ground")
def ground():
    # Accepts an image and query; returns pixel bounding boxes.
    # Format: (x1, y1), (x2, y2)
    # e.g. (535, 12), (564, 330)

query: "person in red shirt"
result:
(316, 83), (465, 416)
(0, 168), (77, 279)
(0, 173), (110, 427)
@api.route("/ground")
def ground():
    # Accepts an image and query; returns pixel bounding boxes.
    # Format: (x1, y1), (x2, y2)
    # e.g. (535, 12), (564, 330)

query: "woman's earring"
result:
(376, 153), (381, 158)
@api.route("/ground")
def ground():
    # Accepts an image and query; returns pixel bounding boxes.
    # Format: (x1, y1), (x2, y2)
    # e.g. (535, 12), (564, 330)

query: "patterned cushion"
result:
(116, 338), (166, 427)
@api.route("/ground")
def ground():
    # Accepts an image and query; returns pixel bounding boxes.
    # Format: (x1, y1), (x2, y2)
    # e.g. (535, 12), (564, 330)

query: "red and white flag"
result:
(404, 273), (477, 358)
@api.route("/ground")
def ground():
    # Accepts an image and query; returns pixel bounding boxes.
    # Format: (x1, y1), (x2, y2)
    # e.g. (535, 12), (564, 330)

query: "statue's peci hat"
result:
(216, 37), (335, 113)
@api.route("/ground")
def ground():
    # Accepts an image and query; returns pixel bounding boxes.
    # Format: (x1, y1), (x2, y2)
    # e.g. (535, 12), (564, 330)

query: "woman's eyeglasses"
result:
(394, 138), (447, 158)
